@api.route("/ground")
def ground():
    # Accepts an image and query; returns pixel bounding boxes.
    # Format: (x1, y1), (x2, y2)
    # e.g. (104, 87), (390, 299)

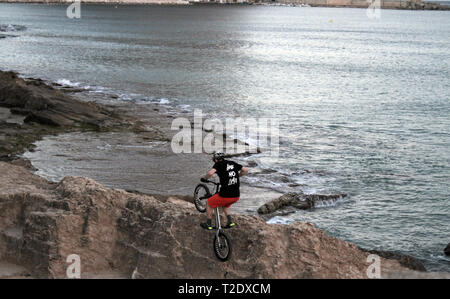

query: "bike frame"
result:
(214, 207), (221, 236)
(205, 180), (223, 238)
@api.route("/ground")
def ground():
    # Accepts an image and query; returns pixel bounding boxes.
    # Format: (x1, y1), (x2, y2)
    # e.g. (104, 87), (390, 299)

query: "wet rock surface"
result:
(0, 162), (426, 278)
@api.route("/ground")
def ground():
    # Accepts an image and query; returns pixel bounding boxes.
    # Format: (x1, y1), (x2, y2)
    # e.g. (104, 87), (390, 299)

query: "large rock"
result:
(445, 243), (450, 256)
(257, 192), (347, 216)
(0, 162), (426, 279)
(0, 71), (119, 129)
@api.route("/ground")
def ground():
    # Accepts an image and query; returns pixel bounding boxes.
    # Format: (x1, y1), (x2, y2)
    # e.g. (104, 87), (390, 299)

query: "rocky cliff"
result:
(0, 161), (424, 278)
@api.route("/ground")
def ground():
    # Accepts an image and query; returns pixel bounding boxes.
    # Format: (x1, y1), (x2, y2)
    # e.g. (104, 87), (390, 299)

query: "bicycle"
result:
(194, 179), (232, 262)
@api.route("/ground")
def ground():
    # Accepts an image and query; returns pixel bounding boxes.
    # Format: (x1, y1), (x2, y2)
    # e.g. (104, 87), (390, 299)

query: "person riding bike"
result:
(200, 151), (248, 230)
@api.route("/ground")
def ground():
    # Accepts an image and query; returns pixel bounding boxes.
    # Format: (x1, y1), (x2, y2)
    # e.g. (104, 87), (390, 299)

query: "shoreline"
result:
(0, 69), (441, 278)
(0, 1), (449, 11)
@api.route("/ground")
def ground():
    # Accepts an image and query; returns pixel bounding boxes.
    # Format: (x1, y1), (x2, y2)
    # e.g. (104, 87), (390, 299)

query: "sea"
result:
(0, 3), (449, 271)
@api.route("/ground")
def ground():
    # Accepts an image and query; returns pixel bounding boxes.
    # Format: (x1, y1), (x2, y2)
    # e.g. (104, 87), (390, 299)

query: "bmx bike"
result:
(194, 179), (232, 262)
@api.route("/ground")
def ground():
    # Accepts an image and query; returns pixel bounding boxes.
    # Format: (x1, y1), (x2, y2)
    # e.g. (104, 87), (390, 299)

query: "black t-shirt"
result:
(213, 160), (243, 198)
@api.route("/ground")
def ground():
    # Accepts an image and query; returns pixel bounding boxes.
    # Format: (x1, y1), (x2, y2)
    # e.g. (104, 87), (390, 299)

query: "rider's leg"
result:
(223, 197), (239, 227)
(223, 207), (231, 217)
(206, 203), (214, 223)
(223, 207), (234, 227)
(200, 197), (215, 229)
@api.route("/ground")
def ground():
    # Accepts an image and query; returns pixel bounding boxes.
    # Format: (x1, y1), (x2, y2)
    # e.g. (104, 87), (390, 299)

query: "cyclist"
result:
(200, 151), (248, 230)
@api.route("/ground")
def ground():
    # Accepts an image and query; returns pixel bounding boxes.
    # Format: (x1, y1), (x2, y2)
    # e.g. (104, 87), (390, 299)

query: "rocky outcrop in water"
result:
(257, 192), (347, 218)
(445, 243), (450, 256)
(0, 162), (424, 278)
(0, 71), (122, 128)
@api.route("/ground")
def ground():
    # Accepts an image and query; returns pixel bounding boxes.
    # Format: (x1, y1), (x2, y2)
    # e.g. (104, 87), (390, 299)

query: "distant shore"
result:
(0, 0), (449, 11)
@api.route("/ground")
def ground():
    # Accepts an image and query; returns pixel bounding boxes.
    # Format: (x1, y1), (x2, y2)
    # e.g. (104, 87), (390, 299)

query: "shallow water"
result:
(1, 4), (449, 271)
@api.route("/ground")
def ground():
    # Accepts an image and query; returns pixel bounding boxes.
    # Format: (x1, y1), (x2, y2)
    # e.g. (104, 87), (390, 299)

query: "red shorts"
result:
(207, 194), (239, 208)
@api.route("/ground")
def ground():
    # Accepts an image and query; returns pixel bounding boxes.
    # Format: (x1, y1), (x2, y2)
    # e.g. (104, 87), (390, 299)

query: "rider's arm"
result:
(204, 168), (216, 180)
(239, 166), (249, 177)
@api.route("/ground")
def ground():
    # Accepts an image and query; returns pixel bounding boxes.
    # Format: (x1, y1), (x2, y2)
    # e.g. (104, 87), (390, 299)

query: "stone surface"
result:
(0, 162), (426, 278)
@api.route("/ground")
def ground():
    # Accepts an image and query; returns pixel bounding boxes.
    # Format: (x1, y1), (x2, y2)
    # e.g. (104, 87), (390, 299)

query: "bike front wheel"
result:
(194, 184), (211, 213)
(213, 231), (232, 262)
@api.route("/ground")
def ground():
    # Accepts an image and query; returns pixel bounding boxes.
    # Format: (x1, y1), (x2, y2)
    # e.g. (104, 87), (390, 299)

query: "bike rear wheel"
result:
(194, 184), (211, 213)
(213, 231), (232, 262)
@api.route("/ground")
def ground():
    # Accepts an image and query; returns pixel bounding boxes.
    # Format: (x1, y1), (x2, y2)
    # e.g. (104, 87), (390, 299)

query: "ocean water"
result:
(0, 4), (449, 272)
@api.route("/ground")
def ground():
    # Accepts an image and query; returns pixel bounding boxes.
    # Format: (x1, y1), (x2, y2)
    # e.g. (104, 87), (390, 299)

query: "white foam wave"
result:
(157, 98), (170, 104)
(56, 79), (81, 87)
(266, 216), (295, 225)
(312, 196), (346, 208)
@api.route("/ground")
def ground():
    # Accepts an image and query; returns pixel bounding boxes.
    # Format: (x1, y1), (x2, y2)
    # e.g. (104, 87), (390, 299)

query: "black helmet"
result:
(212, 151), (225, 162)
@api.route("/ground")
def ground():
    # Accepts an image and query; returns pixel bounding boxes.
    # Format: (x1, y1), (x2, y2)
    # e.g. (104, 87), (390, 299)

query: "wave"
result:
(56, 79), (82, 88)
(157, 98), (170, 105)
(266, 216), (295, 225)
(55, 78), (118, 96)
(0, 24), (27, 32)
(307, 194), (348, 208)
(240, 159), (329, 195)
(53, 77), (181, 110)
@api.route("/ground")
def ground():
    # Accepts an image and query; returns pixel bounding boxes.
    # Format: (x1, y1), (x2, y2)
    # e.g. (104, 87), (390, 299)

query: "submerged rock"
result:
(257, 192), (347, 216)
(0, 162), (424, 278)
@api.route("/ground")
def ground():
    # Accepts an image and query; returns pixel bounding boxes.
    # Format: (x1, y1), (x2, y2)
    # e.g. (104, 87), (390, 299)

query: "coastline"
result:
(0, 0), (449, 11)
(0, 69), (441, 278)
